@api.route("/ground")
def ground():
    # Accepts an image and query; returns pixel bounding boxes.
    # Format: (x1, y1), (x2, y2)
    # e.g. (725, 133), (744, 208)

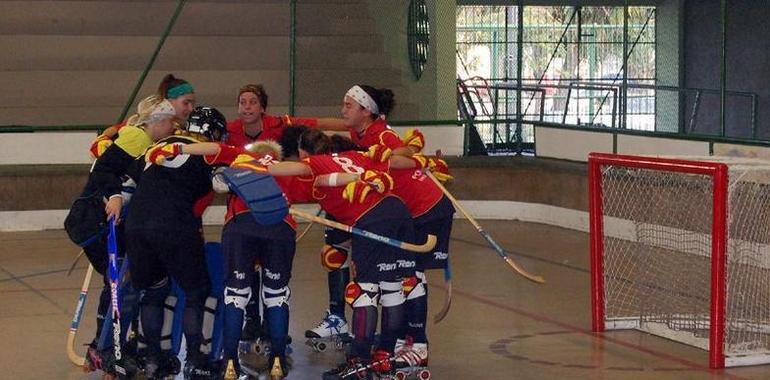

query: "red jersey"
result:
(349, 118), (403, 149)
(305, 151), (388, 225)
(202, 143), (244, 167)
(226, 114), (319, 148)
(389, 168), (443, 218)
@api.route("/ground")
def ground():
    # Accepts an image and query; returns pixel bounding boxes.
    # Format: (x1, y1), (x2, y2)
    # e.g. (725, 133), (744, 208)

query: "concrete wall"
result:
(0, 156), (588, 231)
(0, 124), (464, 166)
(362, 0), (457, 121)
(0, 0), (455, 128)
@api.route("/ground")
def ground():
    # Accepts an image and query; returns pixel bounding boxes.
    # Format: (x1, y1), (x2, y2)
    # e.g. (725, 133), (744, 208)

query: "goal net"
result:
(588, 153), (770, 368)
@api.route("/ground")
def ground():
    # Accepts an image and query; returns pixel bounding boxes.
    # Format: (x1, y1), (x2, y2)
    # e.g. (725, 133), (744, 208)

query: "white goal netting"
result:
(599, 156), (770, 367)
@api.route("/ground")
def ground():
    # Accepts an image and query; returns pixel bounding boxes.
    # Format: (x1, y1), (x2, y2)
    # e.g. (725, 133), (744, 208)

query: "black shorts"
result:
(414, 196), (454, 271)
(222, 213), (296, 290)
(324, 213), (352, 246)
(126, 228), (210, 292)
(352, 197), (416, 283)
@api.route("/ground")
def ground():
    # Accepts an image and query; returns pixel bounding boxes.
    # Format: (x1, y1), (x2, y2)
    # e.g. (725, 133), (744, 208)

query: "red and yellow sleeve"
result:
(379, 130), (405, 150)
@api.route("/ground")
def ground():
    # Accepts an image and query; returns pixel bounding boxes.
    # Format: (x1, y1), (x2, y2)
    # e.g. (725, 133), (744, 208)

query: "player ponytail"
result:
(157, 73), (194, 100)
(360, 85), (395, 119)
(125, 94), (166, 127)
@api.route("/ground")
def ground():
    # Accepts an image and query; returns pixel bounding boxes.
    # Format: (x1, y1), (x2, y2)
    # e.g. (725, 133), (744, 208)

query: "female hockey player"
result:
(72, 95), (180, 376)
(322, 137), (456, 377)
(223, 83), (344, 349)
(311, 83), (454, 377)
(170, 126), (422, 378)
(89, 74), (196, 158)
(124, 106), (233, 380)
(226, 83), (346, 147)
(304, 84), (410, 354)
(262, 129), (418, 379)
(168, 138), (311, 380)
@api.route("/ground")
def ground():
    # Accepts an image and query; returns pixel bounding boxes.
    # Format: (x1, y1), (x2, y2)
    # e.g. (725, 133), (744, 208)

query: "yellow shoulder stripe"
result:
(114, 126), (153, 158)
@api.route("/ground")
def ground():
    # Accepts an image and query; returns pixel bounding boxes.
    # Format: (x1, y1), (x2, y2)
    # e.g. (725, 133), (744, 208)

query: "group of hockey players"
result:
(68, 73), (455, 380)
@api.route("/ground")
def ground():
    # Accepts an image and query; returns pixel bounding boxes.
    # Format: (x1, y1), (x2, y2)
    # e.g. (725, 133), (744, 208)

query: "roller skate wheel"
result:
(395, 370), (408, 380)
(101, 374), (117, 380)
(315, 341), (328, 352)
(418, 369), (431, 379)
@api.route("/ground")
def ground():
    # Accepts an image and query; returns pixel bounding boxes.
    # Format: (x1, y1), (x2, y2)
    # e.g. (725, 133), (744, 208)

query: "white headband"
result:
(345, 85), (379, 115)
(143, 99), (176, 124)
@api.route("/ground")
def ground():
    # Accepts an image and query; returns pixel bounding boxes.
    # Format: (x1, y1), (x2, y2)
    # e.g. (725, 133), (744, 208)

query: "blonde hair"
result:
(245, 140), (283, 160)
(126, 95), (179, 129)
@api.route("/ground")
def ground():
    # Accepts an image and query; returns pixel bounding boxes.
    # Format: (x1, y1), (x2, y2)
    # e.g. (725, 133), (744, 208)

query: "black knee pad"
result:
(141, 279), (171, 306)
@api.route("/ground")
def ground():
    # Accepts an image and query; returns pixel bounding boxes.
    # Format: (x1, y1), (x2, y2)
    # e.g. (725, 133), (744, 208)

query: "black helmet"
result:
(187, 106), (227, 142)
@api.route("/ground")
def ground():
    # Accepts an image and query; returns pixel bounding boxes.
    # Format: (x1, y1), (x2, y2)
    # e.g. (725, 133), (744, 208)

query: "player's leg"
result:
(163, 230), (214, 378)
(221, 216), (259, 373)
(397, 200), (453, 371)
(306, 231), (351, 345)
(126, 229), (168, 378)
(370, 206), (416, 375)
(307, 227), (351, 344)
(259, 225), (296, 379)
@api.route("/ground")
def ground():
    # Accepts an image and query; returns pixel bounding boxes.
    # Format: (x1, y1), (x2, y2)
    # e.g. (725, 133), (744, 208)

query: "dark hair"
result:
(298, 129), (333, 155)
(279, 125), (310, 158)
(359, 85), (395, 118)
(330, 134), (363, 153)
(238, 84), (268, 109)
(157, 74), (191, 99)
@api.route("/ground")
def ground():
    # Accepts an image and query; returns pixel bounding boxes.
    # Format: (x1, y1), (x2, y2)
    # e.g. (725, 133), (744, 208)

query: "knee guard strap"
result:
(320, 244), (349, 271)
(201, 296), (218, 354)
(379, 281), (405, 307)
(262, 285), (290, 309)
(224, 286), (252, 311)
(345, 282), (379, 307)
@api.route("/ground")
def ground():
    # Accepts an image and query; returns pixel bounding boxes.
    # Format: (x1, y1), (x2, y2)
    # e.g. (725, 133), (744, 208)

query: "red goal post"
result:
(588, 152), (732, 368)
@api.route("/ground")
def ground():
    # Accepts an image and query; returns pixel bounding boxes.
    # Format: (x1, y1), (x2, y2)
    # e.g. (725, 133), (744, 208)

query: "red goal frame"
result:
(588, 152), (729, 369)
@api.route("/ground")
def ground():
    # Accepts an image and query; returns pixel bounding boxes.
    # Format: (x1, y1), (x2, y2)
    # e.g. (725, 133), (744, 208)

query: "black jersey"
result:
(125, 135), (217, 232)
(85, 125), (153, 198)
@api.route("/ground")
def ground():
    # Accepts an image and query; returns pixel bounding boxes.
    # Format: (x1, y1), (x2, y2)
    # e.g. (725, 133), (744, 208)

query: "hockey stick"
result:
(295, 209), (322, 242)
(67, 249), (85, 277)
(66, 264), (94, 366)
(289, 208), (437, 253)
(106, 218), (128, 376)
(426, 172), (545, 284)
(431, 149), (452, 324)
(432, 257), (452, 324)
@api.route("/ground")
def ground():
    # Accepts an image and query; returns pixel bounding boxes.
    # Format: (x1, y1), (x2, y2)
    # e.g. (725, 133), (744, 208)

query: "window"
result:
(457, 5), (657, 152)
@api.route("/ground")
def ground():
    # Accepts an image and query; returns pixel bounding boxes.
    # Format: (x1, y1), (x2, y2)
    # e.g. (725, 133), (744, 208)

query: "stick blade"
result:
(504, 257), (546, 284)
(404, 234), (437, 253)
(66, 333), (85, 366)
(433, 281), (452, 324)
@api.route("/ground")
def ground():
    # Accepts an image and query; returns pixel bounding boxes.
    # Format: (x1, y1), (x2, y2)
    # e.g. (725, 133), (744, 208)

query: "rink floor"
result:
(0, 220), (767, 380)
